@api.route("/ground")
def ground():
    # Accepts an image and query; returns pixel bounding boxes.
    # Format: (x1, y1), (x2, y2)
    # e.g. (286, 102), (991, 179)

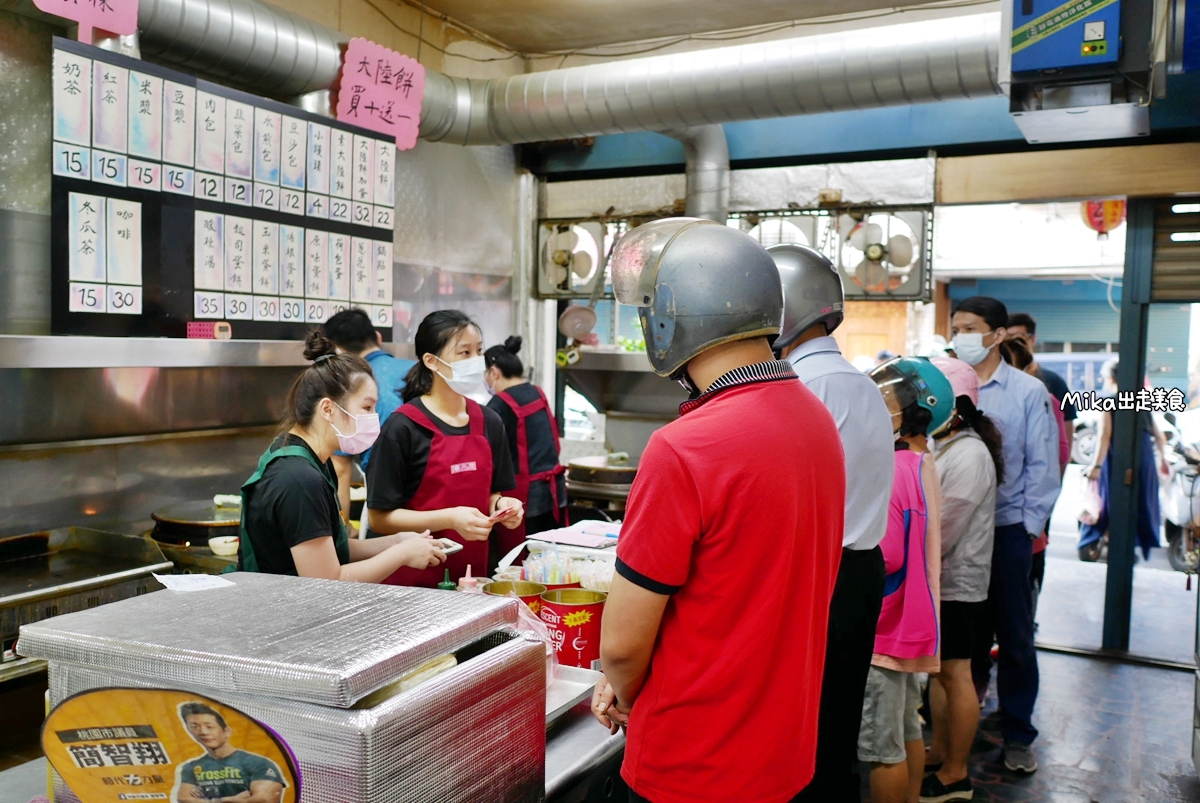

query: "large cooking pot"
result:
(566, 455), (638, 505)
(151, 501), (241, 545)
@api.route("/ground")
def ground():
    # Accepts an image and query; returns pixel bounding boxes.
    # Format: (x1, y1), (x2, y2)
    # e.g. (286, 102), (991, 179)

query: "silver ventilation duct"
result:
(420, 13), (1002, 145)
(137, 0), (346, 97)
(664, 126), (729, 221)
(130, 0), (1001, 147)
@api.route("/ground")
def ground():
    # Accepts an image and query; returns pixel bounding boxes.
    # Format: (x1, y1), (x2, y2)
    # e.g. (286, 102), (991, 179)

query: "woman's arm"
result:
(291, 535), (446, 583)
(1086, 411), (1113, 480)
(368, 506), (493, 540)
(489, 492), (525, 530)
(346, 531), (430, 560)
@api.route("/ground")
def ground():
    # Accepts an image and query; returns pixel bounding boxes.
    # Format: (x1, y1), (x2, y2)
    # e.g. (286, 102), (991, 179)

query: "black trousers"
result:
(792, 546), (886, 803)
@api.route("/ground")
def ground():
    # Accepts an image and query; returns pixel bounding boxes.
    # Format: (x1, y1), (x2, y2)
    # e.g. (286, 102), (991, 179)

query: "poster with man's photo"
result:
(42, 687), (299, 802)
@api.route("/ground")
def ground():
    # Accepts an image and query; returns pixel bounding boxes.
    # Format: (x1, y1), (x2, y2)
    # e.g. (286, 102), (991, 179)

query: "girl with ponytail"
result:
(239, 330), (447, 582)
(366, 311), (524, 587)
(483, 335), (568, 571)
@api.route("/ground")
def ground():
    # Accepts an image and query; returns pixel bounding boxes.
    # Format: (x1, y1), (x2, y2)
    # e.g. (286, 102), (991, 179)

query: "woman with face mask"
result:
(239, 331), (447, 581)
(367, 310), (524, 587)
(483, 335), (568, 573)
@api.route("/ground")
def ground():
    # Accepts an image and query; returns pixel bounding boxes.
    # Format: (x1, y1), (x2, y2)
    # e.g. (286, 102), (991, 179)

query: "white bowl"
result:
(208, 535), (240, 557)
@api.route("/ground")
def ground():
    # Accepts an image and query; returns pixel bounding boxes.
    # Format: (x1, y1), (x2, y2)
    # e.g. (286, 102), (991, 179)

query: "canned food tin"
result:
(539, 589), (606, 669)
(482, 580), (548, 615)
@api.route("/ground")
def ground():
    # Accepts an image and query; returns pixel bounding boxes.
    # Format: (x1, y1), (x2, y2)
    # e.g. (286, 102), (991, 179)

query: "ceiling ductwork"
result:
(131, 0), (1001, 143)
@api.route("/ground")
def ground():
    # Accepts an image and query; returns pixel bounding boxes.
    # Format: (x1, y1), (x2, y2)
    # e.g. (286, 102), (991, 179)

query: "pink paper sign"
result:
(34, 0), (138, 44)
(335, 38), (425, 151)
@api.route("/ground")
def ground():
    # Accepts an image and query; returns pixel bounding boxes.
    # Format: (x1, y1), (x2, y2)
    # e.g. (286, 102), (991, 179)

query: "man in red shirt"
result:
(592, 219), (845, 803)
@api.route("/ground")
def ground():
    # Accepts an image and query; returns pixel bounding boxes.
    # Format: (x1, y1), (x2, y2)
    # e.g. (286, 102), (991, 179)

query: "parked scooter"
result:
(1163, 412), (1200, 574)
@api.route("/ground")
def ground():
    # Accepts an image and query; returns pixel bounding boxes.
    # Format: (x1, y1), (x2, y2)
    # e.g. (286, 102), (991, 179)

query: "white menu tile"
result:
(128, 159), (160, 192)
(304, 299), (328, 324)
(53, 143), (91, 180)
(302, 230), (331, 298)
(68, 192), (106, 283)
(305, 193), (329, 219)
(106, 284), (142, 315)
(162, 81), (196, 167)
(127, 72), (162, 161)
(280, 296), (304, 324)
(329, 196), (351, 223)
(253, 296), (280, 321)
(306, 122), (330, 194)
(353, 202), (373, 227)
(254, 107), (281, 184)
(305, 229), (328, 300)
(373, 240), (392, 306)
(253, 182), (279, 211)
(253, 220), (280, 295)
(105, 198), (142, 285)
(281, 116), (306, 190)
(280, 188), (304, 217)
(163, 165), (195, 196)
(374, 205), (393, 230)
(92, 62), (128, 154)
(225, 178), (251, 206)
(224, 293), (253, 320)
(352, 134), (374, 205)
(224, 100), (253, 179)
(195, 172), (223, 202)
(91, 150), (126, 186)
(280, 225), (305, 298)
(374, 138), (395, 207)
(350, 236), (373, 303)
(372, 305), (393, 329)
(328, 233), (349, 302)
(70, 282), (107, 313)
(53, 49), (92, 146)
(330, 129), (351, 199)
(195, 91), (226, 174)
(224, 215), (251, 294)
(194, 290), (225, 319)
(194, 210), (225, 291)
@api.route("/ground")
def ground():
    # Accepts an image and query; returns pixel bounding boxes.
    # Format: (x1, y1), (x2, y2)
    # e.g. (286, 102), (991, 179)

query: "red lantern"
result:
(1081, 200), (1127, 241)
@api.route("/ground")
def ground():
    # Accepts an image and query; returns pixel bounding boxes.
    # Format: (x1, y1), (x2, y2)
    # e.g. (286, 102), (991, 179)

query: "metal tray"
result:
(547, 664), (602, 727)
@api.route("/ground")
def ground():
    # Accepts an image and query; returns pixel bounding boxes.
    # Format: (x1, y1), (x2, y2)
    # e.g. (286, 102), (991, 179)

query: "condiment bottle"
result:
(437, 569), (456, 591)
(457, 565), (481, 593)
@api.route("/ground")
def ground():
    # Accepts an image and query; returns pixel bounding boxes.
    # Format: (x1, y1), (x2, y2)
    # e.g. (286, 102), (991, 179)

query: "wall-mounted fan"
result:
(836, 212), (922, 295)
(538, 222), (604, 297)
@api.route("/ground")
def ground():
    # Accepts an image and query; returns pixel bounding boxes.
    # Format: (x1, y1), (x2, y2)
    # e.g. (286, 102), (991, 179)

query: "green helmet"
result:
(869, 356), (955, 437)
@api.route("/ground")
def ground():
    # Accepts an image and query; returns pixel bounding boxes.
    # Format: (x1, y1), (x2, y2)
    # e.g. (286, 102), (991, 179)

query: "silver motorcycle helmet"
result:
(610, 218), (783, 378)
(768, 243), (845, 351)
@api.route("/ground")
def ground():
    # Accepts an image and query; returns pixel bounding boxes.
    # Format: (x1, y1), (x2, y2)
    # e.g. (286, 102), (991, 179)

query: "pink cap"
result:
(930, 357), (979, 407)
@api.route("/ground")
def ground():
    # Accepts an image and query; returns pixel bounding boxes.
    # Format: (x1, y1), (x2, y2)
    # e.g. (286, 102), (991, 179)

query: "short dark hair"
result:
(1007, 312), (1037, 334)
(180, 702), (227, 730)
(954, 296), (1008, 332)
(324, 308), (378, 353)
(402, 310), (481, 403)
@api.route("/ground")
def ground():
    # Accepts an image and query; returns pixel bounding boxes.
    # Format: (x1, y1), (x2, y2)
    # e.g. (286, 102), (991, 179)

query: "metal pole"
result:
(1102, 198), (1154, 651)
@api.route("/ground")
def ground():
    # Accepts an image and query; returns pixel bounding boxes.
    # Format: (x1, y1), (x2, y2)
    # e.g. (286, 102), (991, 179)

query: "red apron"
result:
(383, 399), (493, 588)
(494, 384), (567, 559)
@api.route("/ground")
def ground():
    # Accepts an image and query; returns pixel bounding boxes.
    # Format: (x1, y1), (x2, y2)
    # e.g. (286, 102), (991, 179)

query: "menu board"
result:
(50, 37), (395, 338)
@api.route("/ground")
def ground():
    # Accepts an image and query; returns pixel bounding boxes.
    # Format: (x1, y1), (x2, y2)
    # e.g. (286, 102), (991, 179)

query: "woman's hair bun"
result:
(504, 335), (522, 355)
(303, 329), (338, 362)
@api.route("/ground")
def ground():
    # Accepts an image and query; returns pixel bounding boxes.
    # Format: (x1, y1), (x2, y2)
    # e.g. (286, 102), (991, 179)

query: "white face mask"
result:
(952, 332), (991, 366)
(435, 354), (486, 396)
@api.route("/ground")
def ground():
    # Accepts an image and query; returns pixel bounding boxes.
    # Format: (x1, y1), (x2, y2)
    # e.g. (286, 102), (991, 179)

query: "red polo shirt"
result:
(616, 362), (845, 803)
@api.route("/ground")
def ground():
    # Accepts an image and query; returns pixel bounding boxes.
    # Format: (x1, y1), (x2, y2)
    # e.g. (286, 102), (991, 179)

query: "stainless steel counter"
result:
(546, 701), (626, 801)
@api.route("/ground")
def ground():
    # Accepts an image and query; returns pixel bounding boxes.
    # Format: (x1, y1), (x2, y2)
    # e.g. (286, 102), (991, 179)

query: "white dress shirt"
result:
(789, 336), (895, 551)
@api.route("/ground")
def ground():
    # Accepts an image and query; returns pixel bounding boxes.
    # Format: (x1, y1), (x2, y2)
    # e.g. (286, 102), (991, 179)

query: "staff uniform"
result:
(240, 435), (349, 575)
(367, 398), (515, 587)
(975, 360), (1060, 746)
(488, 382), (567, 568)
(789, 335), (894, 802)
(616, 360), (844, 803)
(932, 430), (996, 660)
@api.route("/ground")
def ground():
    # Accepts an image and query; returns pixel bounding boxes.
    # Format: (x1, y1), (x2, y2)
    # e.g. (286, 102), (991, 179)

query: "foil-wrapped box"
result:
(22, 573), (546, 803)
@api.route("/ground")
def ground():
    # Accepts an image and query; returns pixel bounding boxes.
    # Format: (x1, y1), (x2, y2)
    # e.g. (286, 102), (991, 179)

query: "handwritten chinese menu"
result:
(51, 37), (396, 337)
(334, 38), (425, 151)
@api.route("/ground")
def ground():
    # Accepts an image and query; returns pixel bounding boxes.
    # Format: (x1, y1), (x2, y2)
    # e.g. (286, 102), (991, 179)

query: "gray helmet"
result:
(610, 218), (783, 377)
(768, 243), (845, 350)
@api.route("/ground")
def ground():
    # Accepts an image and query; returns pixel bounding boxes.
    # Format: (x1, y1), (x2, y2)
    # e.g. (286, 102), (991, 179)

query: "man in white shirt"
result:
(772, 245), (896, 803)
